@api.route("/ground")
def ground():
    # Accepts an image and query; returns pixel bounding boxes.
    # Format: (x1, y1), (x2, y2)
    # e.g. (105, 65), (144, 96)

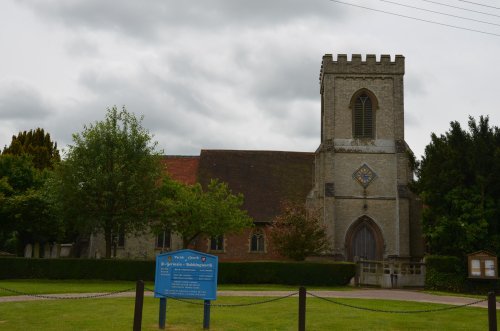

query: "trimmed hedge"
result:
(425, 255), (465, 292)
(0, 258), (355, 286)
(0, 258), (155, 281)
(425, 255), (499, 293)
(218, 261), (355, 286)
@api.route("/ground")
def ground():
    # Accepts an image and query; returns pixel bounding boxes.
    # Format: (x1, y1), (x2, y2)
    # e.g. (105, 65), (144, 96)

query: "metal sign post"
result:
(158, 298), (167, 329)
(203, 300), (211, 329)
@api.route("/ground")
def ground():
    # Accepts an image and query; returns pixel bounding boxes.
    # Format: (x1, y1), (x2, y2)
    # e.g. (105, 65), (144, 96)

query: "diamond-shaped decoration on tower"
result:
(353, 164), (377, 188)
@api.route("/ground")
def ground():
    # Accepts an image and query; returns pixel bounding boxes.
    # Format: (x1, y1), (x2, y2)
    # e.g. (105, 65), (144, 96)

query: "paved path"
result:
(0, 289), (492, 309)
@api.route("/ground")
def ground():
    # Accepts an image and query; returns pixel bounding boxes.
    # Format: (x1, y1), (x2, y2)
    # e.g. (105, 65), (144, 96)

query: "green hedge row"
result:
(218, 261), (355, 286)
(425, 255), (465, 292)
(425, 255), (499, 293)
(0, 258), (155, 281)
(0, 258), (355, 286)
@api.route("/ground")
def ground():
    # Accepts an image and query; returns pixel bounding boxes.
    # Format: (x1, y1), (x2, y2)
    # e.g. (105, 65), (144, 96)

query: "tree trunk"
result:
(105, 227), (112, 258)
(183, 237), (190, 249)
(183, 233), (200, 249)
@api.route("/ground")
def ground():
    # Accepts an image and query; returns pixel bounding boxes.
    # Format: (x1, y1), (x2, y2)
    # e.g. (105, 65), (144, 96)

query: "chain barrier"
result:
(306, 291), (488, 314)
(0, 284), (491, 313)
(0, 285), (135, 300)
(144, 286), (298, 307)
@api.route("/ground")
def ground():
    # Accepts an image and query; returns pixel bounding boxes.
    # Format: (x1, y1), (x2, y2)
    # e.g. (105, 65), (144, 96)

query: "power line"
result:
(457, 0), (500, 10)
(380, 0), (500, 27)
(329, 0), (500, 37)
(419, 0), (500, 19)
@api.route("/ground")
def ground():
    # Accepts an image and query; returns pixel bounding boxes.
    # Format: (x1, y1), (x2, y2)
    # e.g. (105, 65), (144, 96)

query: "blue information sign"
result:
(154, 249), (218, 300)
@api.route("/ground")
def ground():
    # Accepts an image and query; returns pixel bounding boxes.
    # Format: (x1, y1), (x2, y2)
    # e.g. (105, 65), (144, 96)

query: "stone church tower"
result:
(309, 54), (423, 261)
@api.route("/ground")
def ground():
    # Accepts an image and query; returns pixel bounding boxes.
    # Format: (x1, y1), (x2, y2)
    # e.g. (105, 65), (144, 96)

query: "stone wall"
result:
(88, 225), (283, 261)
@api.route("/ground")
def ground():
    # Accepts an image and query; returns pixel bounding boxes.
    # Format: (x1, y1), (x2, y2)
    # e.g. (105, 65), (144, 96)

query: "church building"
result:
(88, 54), (423, 262)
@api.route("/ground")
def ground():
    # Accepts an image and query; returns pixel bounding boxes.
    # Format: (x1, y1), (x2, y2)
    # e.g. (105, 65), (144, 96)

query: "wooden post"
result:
(489, 291), (497, 331)
(133, 280), (144, 331)
(159, 298), (167, 329)
(298, 287), (306, 331)
(203, 300), (211, 329)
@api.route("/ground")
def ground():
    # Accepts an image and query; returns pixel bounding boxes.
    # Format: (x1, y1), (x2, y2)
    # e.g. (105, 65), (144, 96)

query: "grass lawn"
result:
(0, 280), (491, 330)
(0, 295), (489, 330)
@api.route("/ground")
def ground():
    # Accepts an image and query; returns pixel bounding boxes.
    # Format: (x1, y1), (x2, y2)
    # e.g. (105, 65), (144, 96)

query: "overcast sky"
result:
(1, 0), (499, 159)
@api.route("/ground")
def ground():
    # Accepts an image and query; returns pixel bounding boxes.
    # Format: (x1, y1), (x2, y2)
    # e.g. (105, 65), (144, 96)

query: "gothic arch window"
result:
(349, 89), (378, 139)
(345, 216), (384, 261)
(250, 229), (265, 252)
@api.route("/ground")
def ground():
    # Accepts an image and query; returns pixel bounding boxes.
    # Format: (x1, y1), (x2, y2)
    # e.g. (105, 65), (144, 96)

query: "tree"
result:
(416, 116), (500, 256)
(270, 201), (330, 261)
(157, 177), (253, 248)
(0, 154), (62, 254)
(56, 106), (163, 258)
(3, 128), (60, 169)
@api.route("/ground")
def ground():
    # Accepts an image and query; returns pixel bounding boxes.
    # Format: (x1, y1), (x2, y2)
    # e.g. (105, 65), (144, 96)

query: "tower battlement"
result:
(320, 54), (404, 84)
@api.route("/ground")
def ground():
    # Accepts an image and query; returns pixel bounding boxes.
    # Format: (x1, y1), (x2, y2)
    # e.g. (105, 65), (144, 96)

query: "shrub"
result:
(219, 261), (355, 286)
(425, 255), (465, 292)
(425, 255), (500, 293)
(0, 258), (154, 280)
(0, 258), (355, 286)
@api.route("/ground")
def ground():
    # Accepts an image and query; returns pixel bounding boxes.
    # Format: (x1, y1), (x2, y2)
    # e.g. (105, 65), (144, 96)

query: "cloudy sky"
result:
(1, 0), (499, 159)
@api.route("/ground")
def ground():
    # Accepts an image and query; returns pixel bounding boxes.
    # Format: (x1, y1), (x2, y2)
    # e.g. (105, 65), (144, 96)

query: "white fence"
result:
(356, 260), (426, 288)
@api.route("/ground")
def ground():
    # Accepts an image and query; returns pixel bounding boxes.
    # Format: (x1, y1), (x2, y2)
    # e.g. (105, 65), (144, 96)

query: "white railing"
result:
(357, 260), (426, 288)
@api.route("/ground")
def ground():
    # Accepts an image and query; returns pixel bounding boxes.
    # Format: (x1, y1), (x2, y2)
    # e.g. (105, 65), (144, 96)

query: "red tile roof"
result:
(161, 156), (199, 185)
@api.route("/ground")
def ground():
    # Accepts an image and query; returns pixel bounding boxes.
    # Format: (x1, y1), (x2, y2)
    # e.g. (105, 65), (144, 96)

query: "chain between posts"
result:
(307, 291), (488, 313)
(1, 285), (489, 314)
(0, 285), (135, 300)
(144, 286), (298, 307)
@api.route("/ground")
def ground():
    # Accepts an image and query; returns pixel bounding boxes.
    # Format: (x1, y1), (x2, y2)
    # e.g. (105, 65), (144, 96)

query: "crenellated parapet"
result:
(320, 54), (404, 86)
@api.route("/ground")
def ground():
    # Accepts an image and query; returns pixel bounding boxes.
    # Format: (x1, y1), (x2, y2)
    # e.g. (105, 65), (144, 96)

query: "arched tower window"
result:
(350, 89), (378, 139)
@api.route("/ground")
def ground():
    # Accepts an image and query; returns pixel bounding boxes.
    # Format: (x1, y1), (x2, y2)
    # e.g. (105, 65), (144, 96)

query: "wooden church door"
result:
(352, 224), (376, 260)
(346, 217), (383, 261)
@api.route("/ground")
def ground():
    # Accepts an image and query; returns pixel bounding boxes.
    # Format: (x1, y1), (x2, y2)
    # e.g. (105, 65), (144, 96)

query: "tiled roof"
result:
(197, 150), (314, 223)
(161, 156), (200, 185)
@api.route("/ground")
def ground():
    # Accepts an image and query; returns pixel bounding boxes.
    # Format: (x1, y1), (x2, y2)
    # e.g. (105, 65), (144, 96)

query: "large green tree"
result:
(56, 106), (163, 258)
(270, 201), (330, 261)
(0, 154), (62, 254)
(157, 177), (253, 248)
(3, 128), (60, 169)
(416, 116), (500, 256)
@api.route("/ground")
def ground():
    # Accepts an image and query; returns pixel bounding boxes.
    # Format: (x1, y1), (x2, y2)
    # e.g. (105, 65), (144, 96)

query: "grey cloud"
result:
(20, 0), (345, 41)
(0, 82), (52, 120)
(250, 55), (319, 103)
(405, 74), (427, 96)
(65, 37), (100, 58)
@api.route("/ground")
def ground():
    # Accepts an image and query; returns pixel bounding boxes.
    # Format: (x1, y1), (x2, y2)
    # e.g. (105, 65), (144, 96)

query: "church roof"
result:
(197, 150), (315, 223)
(161, 155), (200, 185)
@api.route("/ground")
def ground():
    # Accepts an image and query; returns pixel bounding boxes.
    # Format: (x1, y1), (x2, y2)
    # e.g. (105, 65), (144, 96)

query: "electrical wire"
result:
(329, 0), (500, 37)
(380, 0), (500, 27)
(419, 0), (500, 19)
(457, 0), (500, 10)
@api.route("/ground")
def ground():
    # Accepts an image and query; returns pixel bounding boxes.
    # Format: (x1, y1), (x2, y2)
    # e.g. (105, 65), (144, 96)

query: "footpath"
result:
(0, 288), (492, 309)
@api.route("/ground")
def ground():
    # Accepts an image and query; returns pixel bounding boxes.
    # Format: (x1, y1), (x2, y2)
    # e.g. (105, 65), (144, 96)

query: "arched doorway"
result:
(345, 216), (384, 261)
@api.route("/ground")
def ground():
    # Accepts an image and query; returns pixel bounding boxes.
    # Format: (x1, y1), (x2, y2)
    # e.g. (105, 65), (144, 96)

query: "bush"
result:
(0, 258), (355, 286)
(425, 255), (466, 292)
(0, 258), (154, 280)
(425, 255), (500, 293)
(219, 261), (355, 286)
